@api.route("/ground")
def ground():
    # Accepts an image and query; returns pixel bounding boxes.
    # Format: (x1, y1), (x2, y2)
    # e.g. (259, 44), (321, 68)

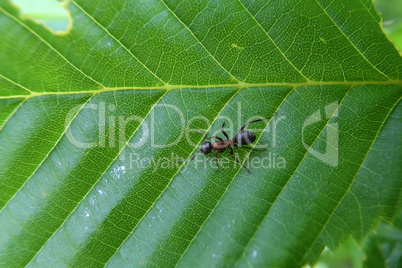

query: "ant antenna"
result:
(177, 131), (209, 162)
(177, 151), (201, 162)
(239, 112), (277, 131)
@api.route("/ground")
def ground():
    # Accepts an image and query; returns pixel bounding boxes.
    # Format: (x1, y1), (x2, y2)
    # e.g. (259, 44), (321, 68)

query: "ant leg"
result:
(239, 112), (277, 131)
(238, 146), (266, 152)
(195, 131), (209, 144)
(209, 136), (224, 142)
(230, 148), (251, 173)
(215, 152), (220, 172)
(177, 151), (201, 162)
(196, 130), (223, 141)
(221, 122), (229, 140)
(196, 130), (208, 135)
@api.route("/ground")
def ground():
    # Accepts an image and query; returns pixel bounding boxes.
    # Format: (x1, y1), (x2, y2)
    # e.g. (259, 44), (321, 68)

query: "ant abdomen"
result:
(235, 130), (256, 145)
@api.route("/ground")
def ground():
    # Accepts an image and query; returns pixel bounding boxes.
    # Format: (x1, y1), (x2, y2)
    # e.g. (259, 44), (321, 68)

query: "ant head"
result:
(200, 141), (211, 154)
(235, 130), (256, 145)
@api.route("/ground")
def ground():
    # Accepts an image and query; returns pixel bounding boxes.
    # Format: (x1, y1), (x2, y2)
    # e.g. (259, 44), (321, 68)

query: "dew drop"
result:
(252, 250), (258, 258)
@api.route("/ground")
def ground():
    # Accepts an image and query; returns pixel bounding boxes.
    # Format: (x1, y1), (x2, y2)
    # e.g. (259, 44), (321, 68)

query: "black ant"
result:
(178, 114), (276, 173)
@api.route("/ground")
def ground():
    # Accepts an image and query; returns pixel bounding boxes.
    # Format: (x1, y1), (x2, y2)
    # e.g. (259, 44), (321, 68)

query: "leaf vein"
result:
(0, 7), (105, 89)
(176, 85), (296, 266)
(71, 0), (166, 85)
(26, 89), (168, 265)
(159, 0), (240, 83)
(313, 0), (392, 80)
(0, 95), (93, 216)
(233, 85), (352, 265)
(297, 95), (402, 265)
(238, 0), (309, 81)
(104, 87), (244, 266)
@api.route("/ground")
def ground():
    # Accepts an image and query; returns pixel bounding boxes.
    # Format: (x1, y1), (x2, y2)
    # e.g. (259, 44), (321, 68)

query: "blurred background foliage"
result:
(312, 210), (402, 268)
(8, 0), (402, 267)
(11, 0), (69, 32)
(373, 0), (402, 52)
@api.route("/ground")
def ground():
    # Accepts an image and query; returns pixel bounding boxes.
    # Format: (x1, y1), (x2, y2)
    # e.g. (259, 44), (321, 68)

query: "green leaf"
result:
(0, 0), (401, 267)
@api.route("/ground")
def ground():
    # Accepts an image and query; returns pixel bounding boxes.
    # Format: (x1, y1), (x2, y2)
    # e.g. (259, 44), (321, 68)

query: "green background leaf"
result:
(0, 0), (401, 267)
(374, 0), (402, 52)
(362, 209), (402, 268)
